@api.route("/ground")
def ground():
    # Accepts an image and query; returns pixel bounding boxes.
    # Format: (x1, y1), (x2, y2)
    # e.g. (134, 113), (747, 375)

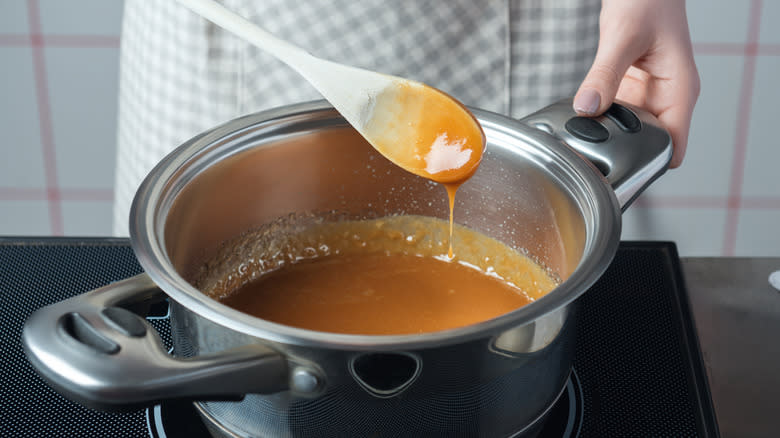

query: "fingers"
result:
(616, 45), (700, 169)
(652, 65), (700, 168)
(656, 34), (701, 168)
(656, 104), (691, 169)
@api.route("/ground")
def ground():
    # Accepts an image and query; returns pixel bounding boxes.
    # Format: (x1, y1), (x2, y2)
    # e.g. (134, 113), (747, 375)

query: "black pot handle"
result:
(22, 274), (289, 412)
(520, 98), (673, 211)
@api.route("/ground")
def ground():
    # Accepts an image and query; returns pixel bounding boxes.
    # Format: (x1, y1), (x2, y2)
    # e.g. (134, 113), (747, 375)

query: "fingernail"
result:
(573, 89), (601, 115)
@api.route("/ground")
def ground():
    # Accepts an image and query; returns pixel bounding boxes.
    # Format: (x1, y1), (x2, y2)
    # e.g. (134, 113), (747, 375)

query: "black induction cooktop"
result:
(0, 238), (718, 437)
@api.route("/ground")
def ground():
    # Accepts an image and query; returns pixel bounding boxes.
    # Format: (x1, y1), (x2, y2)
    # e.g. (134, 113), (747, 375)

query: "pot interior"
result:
(161, 113), (589, 297)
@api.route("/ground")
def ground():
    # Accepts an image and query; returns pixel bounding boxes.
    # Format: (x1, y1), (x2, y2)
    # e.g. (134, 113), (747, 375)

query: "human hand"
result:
(573, 0), (700, 168)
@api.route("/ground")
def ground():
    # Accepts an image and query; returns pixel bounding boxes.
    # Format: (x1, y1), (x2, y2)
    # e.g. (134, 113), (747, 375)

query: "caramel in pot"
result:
(201, 215), (558, 335)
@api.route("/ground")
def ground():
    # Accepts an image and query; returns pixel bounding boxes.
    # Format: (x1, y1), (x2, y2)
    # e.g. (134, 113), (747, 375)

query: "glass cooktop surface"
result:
(0, 238), (717, 437)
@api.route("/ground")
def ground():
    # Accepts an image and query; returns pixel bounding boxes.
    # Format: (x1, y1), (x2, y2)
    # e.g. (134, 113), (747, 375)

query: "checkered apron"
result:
(113, 0), (600, 235)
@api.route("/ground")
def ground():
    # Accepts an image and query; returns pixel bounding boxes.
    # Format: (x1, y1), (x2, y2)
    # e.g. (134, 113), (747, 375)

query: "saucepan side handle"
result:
(520, 98), (673, 210)
(21, 274), (289, 412)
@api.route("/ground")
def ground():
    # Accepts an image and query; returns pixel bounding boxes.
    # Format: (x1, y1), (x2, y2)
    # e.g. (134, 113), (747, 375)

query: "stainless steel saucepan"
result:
(23, 98), (671, 437)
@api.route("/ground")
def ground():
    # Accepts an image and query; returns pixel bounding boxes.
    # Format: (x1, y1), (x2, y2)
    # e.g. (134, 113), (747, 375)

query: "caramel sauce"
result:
(221, 253), (531, 335)
(206, 216), (558, 335)
(444, 183), (459, 258)
(363, 82), (485, 257)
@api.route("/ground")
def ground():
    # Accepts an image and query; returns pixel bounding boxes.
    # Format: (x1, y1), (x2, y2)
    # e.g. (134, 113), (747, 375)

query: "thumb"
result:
(573, 45), (638, 116)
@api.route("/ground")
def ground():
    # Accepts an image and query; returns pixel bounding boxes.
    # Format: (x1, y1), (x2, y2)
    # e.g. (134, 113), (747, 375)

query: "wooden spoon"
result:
(174, 0), (485, 184)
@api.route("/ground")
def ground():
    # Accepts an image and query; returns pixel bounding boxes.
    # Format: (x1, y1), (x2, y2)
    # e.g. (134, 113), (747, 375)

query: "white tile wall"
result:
(0, 0), (778, 256)
(0, 2), (29, 34)
(742, 55), (780, 199)
(38, 0), (124, 36)
(61, 199), (113, 236)
(0, 200), (50, 235)
(759, 1), (780, 44)
(735, 210), (780, 256)
(0, 0), (122, 237)
(622, 206), (728, 256)
(687, 0), (750, 44)
(0, 47), (45, 189)
(46, 46), (119, 190)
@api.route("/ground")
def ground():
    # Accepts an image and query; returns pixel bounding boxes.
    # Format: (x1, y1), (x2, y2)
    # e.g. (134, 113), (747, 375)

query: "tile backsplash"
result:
(1, 0), (778, 256)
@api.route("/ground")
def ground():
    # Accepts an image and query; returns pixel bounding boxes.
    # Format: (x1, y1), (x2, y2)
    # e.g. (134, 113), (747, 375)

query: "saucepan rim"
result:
(129, 100), (621, 350)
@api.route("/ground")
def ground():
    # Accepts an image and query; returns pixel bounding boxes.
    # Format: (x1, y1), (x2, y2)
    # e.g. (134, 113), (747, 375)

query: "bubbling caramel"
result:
(198, 215), (558, 335)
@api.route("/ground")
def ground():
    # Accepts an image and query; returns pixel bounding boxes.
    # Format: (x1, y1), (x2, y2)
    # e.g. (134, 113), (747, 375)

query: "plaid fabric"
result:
(113, 0), (600, 236)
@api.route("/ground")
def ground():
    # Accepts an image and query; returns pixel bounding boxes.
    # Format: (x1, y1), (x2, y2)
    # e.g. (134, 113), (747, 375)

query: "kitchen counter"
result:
(682, 257), (780, 438)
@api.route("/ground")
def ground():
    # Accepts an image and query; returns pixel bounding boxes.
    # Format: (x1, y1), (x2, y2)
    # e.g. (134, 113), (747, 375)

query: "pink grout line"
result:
(37, 35), (120, 47)
(0, 188), (46, 200)
(0, 187), (114, 202)
(740, 197), (780, 209)
(0, 34), (30, 46)
(26, 0), (63, 236)
(632, 195), (780, 209)
(59, 188), (115, 201)
(0, 33), (120, 47)
(693, 43), (745, 55)
(722, 0), (763, 256)
(693, 42), (780, 56)
(633, 196), (726, 209)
